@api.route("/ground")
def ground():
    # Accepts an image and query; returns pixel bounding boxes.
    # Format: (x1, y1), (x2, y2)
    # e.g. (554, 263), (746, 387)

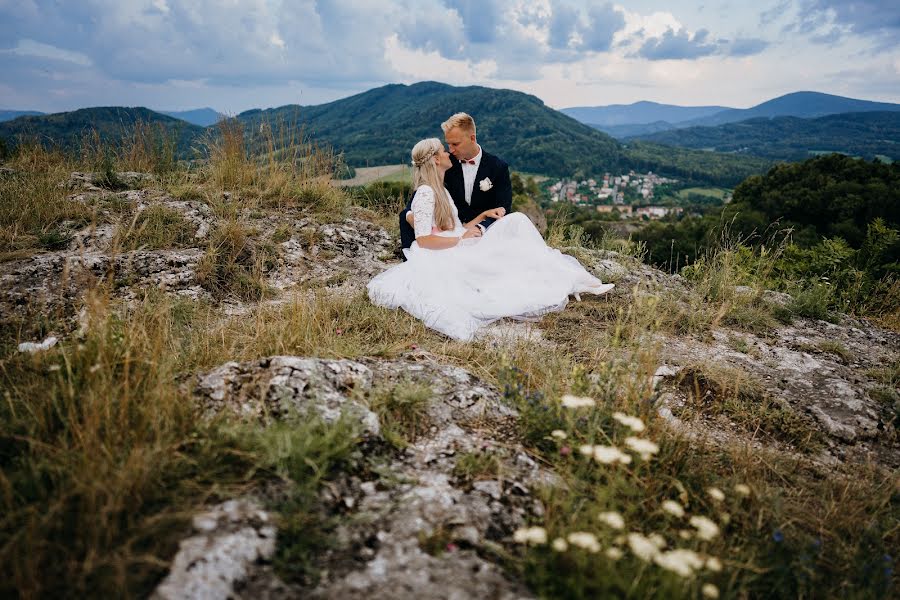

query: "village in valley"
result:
(547, 171), (728, 220)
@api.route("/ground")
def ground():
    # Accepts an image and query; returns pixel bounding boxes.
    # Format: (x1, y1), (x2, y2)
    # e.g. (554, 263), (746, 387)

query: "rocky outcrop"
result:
(183, 356), (545, 599)
(652, 315), (899, 466)
(152, 499), (277, 600)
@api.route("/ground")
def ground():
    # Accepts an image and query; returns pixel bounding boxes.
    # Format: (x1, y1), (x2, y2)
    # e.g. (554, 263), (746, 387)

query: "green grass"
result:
(374, 164), (411, 183)
(114, 204), (196, 251)
(367, 381), (433, 449)
(676, 187), (729, 201)
(676, 363), (823, 452)
(1, 136), (897, 600)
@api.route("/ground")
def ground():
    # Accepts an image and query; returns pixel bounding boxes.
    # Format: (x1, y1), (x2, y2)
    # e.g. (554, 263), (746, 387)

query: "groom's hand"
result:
(482, 207), (506, 220)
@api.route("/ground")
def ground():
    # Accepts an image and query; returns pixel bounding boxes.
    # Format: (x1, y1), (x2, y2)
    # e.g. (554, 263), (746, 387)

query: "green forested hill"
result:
(235, 81), (628, 177)
(632, 111), (900, 161)
(0, 84), (772, 185)
(236, 82), (772, 184)
(0, 107), (204, 156)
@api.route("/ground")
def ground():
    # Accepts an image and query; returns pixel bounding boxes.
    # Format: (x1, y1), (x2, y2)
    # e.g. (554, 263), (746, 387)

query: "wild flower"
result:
(678, 529), (694, 540)
(662, 500), (685, 518)
(581, 445), (632, 464)
(734, 483), (751, 497)
(626, 532), (660, 562)
(551, 538), (568, 552)
(705, 556), (723, 572)
(567, 531), (601, 553)
(707, 487), (725, 502)
(561, 394), (596, 408)
(653, 548), (704, 577)
(702, 583), (720, 599)
(550, 429), (568, 440)
(624, 437), (659, 460)
(605, 547), (624, 560)
(559, 446), (572, 456)
(720, 513), (731, 525)
(598, 511), (625, 530)
(690, 516), (721, 541)
(649, 533), (668, 550)
(612, 411), (646, 432)
(513, 526), (547, 545)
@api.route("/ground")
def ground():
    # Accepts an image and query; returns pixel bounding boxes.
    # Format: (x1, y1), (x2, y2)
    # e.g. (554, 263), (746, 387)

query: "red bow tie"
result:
(461, 159), (476, 165)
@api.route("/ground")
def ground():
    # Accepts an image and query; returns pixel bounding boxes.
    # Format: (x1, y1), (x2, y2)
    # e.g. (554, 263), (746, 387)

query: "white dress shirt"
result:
(461, 145), (482, 205)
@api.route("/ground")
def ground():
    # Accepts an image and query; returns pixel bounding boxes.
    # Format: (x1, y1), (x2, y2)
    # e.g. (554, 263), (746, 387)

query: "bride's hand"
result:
(481, 207), (506, 220)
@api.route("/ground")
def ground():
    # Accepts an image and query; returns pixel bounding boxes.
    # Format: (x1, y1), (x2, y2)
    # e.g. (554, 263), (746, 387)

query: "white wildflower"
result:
(18, 336), (58, 353)
(705, 556), (723, 572)
(689, 515), (721, 541)
(612, 411), (646, 433)
(561, 394), (596, 408)
(649, 533), (667, 550)
(720, 512), (731, 525)
(550, 430), (568, 440)
(662, 500), (685, 518)
(678, 529), (694, 540)
(624, 437), (659, 460)
(513, 526), (547, 545)
(567, 531), (601, 553)
(551, 537), (568, 552)
(598, 511), (625, 530)
(734, 483), (751, 497)
(605, 546), (624, 560)
(653, 548), (704, 578)
(707, 487), (725, 502)
(579, 444), (596, 457)
(702, 583), (720, 599)
(626, 532), (659, 562)
(593, 445), (632, 465)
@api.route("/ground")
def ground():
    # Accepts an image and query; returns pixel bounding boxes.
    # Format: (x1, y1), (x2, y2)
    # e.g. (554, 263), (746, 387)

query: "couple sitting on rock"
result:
(367, 112), (613, 341)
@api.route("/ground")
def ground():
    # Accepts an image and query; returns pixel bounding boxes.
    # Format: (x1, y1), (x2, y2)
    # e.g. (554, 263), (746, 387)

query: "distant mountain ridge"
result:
(0, 83), (772, 185)
(0, 110), (45, 123)
(681, 91), (900, 128)
(561, 101), (731, 127)
(630, 111), (900, 161)
(158, 107), (224, 127)
(0, 106), (204, 156)
(566, 91), (900, 139)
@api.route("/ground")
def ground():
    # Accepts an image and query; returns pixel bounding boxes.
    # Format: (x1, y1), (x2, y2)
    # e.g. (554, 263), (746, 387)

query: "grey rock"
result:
(188, 356), (543, 599)
(152, 499), (276, 600)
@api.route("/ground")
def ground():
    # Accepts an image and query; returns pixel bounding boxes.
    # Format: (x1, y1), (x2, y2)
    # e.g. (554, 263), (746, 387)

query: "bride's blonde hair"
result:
(411, 138), (454, 231)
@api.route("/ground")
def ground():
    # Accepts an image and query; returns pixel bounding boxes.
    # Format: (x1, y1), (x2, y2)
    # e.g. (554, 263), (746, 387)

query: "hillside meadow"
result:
(0, 124), (897, 599)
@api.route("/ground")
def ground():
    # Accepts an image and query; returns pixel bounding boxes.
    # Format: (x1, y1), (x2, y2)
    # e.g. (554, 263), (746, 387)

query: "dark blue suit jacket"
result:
(399, 150), (513, 256)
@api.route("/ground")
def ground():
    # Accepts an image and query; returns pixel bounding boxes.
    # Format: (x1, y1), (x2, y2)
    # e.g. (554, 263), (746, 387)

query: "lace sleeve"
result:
(411, 185), (436, 239)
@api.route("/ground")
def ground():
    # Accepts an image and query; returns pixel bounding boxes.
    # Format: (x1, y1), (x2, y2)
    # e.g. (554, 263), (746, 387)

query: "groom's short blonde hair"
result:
(441, 112), (476, 136)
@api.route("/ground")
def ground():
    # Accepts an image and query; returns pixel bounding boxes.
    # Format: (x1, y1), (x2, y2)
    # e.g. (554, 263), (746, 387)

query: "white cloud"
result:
(4, 39), (92, 66)
(384, 34), (498, 83)
(0, 1), (896, 113)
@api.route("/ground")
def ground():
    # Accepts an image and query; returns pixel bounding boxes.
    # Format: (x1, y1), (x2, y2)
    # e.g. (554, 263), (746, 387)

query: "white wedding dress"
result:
(367, 185), (614, 341)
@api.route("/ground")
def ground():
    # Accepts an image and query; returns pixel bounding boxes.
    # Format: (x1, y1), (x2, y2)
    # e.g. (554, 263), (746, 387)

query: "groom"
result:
(399, 112), (513, 254)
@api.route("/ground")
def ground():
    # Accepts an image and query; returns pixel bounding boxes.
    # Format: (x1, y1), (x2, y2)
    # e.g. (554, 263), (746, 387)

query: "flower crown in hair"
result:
(412, 148), (438, 167)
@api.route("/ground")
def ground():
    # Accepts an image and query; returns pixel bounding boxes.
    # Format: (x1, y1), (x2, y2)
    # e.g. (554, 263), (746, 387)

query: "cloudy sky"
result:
(1, 0), (898, 114)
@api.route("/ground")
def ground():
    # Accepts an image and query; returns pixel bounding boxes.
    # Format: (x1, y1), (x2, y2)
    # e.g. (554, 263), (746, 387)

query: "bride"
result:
(367, 137), (614, 341)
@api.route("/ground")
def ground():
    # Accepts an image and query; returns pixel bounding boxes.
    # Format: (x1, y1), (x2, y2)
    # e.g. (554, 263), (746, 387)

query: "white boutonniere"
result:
(479, 177), (493, 192)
